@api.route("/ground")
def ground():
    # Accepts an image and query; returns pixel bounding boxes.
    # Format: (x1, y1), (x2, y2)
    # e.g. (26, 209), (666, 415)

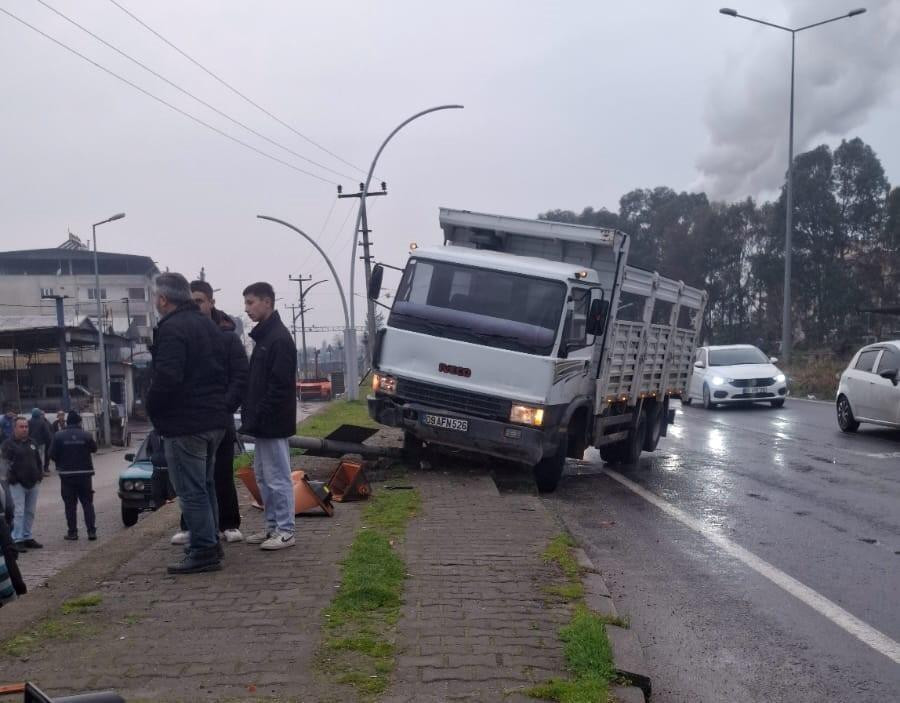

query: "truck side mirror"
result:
(586, 299), (609, 336)
(368, 264), (384, 300)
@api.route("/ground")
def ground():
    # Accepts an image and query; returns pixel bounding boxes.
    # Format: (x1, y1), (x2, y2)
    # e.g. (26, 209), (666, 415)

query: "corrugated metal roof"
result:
(0, 315), (96, 331)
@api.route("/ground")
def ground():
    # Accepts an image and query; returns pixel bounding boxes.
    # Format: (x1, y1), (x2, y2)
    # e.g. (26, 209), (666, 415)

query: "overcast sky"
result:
(1, 0), (898, 350)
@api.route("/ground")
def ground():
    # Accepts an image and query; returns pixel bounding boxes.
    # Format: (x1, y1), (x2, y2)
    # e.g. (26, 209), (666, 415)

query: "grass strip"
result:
(2, 594), (102, 658)
(526, 536), (617, 703)
(296, 398), (378, 438)
(316, 487), (420, 699)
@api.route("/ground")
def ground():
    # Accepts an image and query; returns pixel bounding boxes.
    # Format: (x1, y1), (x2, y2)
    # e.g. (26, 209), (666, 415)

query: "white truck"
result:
(367, 208), (706, 492)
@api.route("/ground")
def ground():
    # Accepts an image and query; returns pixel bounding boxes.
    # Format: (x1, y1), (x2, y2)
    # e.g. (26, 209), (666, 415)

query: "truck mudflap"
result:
(368, 395), (550, 465)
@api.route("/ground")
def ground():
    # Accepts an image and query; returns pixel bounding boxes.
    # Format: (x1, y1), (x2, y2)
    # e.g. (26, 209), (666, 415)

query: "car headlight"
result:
(775, 373), (786, 383)
(373, 372), (397, 395)
(134, 481), (144, 491)
(510, 404), (544, 427)
(711, 376), (727, 386)
(123, 480), (134, 491)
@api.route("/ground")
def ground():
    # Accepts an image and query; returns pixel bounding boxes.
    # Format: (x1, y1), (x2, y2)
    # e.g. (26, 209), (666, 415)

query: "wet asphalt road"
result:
(545, 398), (900, 702)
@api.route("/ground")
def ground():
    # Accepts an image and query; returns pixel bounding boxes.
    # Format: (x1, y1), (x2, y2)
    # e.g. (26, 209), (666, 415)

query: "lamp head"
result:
(719, 7), (738, 16)
(848, 8), (866, 17)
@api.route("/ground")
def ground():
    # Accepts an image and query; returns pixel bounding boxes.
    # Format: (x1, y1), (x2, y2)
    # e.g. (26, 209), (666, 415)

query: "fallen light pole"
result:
(239, 433), (402, 459)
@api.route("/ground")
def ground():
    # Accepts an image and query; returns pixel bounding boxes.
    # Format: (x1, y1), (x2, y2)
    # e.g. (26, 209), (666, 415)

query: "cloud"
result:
(695, 0), (900, 201)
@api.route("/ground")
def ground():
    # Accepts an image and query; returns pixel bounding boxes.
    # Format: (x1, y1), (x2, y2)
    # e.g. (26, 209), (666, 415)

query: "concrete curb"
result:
(0, 502), (178, 641)
(572, 546), (651, 702)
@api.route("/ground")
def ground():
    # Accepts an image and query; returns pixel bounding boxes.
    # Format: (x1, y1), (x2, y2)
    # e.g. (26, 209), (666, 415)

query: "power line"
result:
(0, 7), (339, 185)
(107, 0), (369, 178)
(34, 0), (357, 182)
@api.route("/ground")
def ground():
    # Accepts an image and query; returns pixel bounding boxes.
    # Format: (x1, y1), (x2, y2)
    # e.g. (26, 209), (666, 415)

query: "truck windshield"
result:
(389, 258), (566, 355)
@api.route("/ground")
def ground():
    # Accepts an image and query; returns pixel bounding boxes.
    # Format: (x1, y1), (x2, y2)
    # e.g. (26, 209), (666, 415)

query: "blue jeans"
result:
(253, 438), (295, 536)
(10, 483), (39, 542)
(164, 430), (224, 553)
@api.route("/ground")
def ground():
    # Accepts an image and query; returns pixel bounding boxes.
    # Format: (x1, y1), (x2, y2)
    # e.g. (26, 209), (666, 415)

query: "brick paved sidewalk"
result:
(1, 460), (571, 702)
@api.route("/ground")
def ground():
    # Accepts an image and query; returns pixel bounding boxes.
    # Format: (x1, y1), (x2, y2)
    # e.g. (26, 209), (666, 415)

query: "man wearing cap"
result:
(49, 411), (98, 541)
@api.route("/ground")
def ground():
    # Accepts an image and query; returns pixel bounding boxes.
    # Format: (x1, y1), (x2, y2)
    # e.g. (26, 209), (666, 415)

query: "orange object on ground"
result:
(327, 460), (371, 502)
(237, 465), (333, 516)
(0, 683), (26, 695)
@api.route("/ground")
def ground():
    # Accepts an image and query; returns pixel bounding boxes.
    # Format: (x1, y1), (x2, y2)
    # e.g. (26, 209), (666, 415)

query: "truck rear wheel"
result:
(533, 439), (567, 493)
(643, 402), (666, 452)
(623, 413), (647, 465)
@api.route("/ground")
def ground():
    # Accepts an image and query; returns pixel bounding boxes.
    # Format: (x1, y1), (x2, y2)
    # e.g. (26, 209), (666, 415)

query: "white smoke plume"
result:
(695, 0), (900, 201)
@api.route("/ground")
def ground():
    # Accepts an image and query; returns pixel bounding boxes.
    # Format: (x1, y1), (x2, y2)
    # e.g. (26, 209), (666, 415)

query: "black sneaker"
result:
(23, 539), (43, 549)
(13, 541), (27, 553)
(167, 552), (222, 575)
(87, 531), (97, 541)
(64, 532), (78, 541)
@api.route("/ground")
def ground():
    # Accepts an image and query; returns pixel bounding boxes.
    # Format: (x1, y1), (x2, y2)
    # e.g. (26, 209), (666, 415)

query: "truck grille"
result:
(731, 377), (777, 388)
(395, 378), (512, 420)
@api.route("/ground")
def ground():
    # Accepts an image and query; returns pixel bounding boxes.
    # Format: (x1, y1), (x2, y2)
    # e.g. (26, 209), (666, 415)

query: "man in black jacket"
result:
(49, 411), (98, 541)
(165, 280), (248, 546)
(1, 418), (43, 552)
(241, 282), (297, 550)
(28, 409), (52, 475)
(147, 272), (229, 574)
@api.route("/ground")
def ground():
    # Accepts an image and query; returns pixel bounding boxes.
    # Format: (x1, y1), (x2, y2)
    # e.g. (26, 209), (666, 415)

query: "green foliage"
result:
(541, 136), (899, 349)
(296, 399), (377, 439)
(60, 593), (102, 614)
(2, 595), (102, 657)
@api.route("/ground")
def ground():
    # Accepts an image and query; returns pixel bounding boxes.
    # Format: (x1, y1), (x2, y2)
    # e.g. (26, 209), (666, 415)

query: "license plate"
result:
(423, 414), (468, 432)
(747, 386), (768, 394)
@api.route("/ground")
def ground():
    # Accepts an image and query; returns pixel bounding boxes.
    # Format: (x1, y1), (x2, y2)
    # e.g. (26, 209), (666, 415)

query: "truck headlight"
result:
(775, 373), (786, 383)
(510, 404), (544, 427)
(373, 372), (397, 395)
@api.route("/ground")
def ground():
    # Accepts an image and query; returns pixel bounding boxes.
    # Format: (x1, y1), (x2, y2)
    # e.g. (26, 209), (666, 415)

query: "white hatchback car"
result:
(836, 340), (900, 432)
(684, 344), (788, 409)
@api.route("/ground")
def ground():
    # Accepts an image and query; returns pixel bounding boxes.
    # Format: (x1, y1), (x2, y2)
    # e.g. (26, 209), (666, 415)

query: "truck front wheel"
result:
(533, 439), (567, 493)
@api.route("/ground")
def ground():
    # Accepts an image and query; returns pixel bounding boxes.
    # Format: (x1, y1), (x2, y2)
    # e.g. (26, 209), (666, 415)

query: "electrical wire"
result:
(34, 0), (356, 182)
(0, 7), (339, 185)
(107, 0), (370, 178)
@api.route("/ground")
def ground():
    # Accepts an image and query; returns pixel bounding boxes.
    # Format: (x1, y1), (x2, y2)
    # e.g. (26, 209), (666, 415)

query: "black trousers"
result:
(60, 475), (96, 534)
(178, 426), (240, 532)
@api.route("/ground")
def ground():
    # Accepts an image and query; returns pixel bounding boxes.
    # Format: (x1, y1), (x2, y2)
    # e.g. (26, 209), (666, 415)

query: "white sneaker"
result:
(222, 528), (244, 543)
(260, 532), (295, 550)
(170, 531), (190, 545)
(245, 530), (272, 545)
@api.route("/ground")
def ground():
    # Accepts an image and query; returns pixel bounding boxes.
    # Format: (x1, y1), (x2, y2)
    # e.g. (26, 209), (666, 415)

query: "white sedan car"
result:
(836, 340), (900, 432)
(684, 344), (788, 409)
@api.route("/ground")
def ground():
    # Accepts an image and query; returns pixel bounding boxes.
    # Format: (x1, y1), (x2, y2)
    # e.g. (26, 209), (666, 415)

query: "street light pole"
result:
(347, 105), (464, 353)
(92, 212), (125, 445)
(718, 7), (866, 364)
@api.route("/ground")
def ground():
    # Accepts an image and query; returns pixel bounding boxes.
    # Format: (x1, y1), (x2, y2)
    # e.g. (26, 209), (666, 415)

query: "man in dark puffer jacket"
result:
(49, 410), (98, 541)
(147, 272), (228, 575)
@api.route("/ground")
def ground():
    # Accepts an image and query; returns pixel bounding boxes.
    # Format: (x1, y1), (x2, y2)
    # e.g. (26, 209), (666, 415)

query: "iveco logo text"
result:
(438, 363), (471, 377)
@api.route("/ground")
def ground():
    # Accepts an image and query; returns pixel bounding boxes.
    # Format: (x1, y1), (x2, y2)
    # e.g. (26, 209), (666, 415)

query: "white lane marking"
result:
(603, 468), (900, 665)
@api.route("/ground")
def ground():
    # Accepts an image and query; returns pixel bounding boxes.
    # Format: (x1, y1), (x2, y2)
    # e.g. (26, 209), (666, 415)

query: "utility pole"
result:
(41, 291), (71, 411)
(289, 274), (328, 380)
(338, 181), (387, 365)
(121, 297), (134, 363)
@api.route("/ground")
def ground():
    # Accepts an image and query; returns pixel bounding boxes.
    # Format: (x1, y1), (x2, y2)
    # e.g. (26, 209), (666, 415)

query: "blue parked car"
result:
(118, 434), (157, 526)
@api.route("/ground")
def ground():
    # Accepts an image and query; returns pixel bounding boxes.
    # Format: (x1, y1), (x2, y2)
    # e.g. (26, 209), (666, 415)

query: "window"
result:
(875, 347), (900, 373)
(709, 347), (768, 366)
(565, 288), (590, 349)
(617, 292), (646, 322)
(128, 287), (146, 300)
(855, 349), (880, 373)
(87, 288), (107, 300)
(131, 314), (147, 326)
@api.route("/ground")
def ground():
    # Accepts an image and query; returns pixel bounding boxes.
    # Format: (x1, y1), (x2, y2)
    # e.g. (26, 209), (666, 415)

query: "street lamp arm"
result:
(721, 9), (792, 31)
(796, 9), (866, 32)
(256, 215), (350, 331)
(300, 279), (328, 302)
(348, 104), (464, 329)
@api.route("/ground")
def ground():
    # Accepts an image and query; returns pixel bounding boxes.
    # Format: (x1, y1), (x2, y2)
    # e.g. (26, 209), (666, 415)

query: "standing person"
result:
(146, 272), (229, 574)
(241, 282), (297, 550)
(28, 409), (52, 476)
(51, 410), (66, 434)
(1, 507), (27, 606)
(0, 409), (16, 444)
(169, 280), (248, 545)
(49, 411), (98, 541)
(1, 418), (43, 552)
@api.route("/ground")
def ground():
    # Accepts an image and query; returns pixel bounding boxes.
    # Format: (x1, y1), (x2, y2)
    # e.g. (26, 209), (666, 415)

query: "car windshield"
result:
(133, 436), (151, 462)
(389, 258), (566, 356)
(709, 347), (769, 366)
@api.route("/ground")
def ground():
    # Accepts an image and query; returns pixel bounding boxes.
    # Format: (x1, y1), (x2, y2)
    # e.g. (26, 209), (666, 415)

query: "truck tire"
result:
(121, 505), (139, 527)
(533, 439), (567, 493)
(598, 442), (625, 465)
(643, 403), (665, 452)
(682, 394), (692, 406)
(623, 413), (647, 465)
